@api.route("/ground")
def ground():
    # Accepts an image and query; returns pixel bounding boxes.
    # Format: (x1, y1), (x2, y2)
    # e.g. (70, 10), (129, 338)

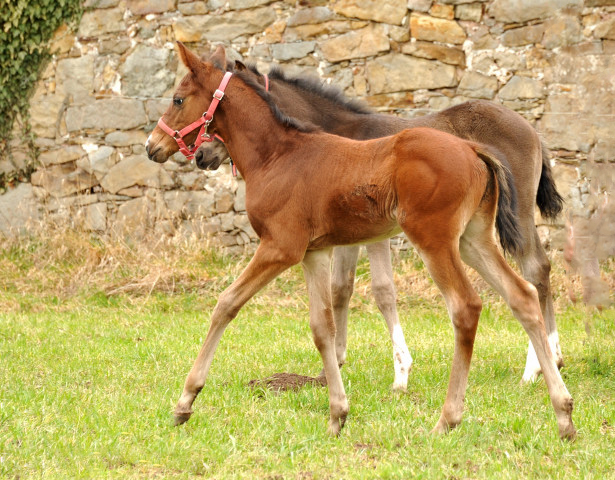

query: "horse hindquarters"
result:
(466, 148), (574, 438)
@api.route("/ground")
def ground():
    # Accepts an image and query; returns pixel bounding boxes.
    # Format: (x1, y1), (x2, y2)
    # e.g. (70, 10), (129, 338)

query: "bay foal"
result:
(146, 43), (575, 439)
(195, 59), (564, 386)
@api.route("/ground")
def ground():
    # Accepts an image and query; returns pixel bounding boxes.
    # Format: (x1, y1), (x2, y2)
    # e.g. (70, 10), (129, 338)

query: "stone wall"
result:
(1, 0), (614, 255)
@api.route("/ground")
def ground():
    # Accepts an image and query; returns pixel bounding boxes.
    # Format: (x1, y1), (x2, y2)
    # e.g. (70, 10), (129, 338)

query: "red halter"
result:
(156, 71), (233, 161)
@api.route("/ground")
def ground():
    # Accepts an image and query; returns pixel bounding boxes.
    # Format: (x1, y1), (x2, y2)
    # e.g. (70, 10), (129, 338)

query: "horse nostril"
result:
(195, 149), (204, 165)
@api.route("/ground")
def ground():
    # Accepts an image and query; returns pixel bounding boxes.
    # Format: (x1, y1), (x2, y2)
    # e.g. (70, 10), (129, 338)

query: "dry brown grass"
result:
(0, 226), (241, 302)
(390, 246), (614, 311)
(1, 225), (613, 312)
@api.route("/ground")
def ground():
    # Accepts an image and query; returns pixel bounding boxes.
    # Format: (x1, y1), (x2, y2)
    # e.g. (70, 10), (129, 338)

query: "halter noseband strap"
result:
(157, 71), (233, 161)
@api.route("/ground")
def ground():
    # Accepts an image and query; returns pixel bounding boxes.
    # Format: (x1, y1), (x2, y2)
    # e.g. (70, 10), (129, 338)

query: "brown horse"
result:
(194, 58), (564, 386)
(146, 43), (575, 439)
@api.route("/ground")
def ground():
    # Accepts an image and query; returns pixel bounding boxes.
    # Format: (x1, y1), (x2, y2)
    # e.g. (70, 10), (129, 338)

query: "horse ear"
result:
(209, 44), (227, 70)
(234, 60), (247, 72)
(176, 41), (202, 73)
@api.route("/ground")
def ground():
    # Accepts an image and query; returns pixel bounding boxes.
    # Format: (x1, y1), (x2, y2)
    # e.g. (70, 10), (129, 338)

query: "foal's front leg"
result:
(330, 245), (360, 369)
(303, 249), (349, 435)
(174, 242), (299, 425)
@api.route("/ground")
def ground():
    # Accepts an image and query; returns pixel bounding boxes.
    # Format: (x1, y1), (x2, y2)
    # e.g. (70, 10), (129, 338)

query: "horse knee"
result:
(510, 282), (543, 329)
(450, 296), (482, 340)
(310, 307), (336, 351)
(521, 252), (552, 298)
(331, 276), (354, 309)
(371, 279), (397, 309)
(213, 290), (242, 323)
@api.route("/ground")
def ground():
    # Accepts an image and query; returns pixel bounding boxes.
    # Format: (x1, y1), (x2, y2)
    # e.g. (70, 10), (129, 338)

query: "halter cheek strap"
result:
(156, 71), (233, 161)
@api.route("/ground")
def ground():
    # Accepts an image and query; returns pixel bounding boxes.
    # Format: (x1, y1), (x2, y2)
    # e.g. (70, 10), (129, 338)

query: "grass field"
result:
(1, 234), (614, 479)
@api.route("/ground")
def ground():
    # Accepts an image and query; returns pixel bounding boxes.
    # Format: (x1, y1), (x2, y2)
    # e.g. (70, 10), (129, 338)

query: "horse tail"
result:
(474, 145), (523, 256)
(536, 140), (564, 220)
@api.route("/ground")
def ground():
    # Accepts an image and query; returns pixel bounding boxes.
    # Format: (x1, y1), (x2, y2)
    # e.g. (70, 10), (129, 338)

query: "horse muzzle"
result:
(195, 148), (224, 170)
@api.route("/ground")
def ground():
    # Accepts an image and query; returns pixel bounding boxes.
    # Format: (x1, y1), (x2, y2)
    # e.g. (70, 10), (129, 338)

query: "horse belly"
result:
(308, 186), (400, 249)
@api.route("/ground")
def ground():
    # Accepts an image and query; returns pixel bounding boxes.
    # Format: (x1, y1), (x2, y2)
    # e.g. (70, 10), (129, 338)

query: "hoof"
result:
(430, 423), (449, 435)
(327, 412), (347, 437)
(558, 415), (577, 441)
(327, 418), (345, 437)
(521, 369), (541, 384)
(391, 383), (408, 393)
(559, 424), (577, 441)
(173, 410), (193, 426)
(431, 416), (458, 435)
(521, 358), (564, 384)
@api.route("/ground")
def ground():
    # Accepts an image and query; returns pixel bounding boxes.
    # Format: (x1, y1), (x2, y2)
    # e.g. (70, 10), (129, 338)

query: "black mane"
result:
(265, 65), (372, 116)
(233, 69), (319, 133)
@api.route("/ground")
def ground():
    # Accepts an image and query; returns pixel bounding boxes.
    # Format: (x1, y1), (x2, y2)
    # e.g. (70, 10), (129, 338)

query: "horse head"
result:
(145, 42), (229, 164)
(193, 59), (264, 171)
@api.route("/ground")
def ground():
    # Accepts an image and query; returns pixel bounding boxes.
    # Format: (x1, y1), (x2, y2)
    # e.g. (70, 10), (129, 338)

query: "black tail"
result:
(536, 141), (564, 219)
(475, 147), (523, 256)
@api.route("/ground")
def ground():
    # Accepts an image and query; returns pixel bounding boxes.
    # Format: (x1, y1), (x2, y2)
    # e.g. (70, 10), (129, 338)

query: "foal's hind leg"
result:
(366, 240), (412, 391)
(459, 223), (575, 439)
(517, 226), (563, 383)
(174, 242), (299, 425)
(402, 232), (482, 433)
(410, 242), (483, 433)
(303, 249), (349, 435)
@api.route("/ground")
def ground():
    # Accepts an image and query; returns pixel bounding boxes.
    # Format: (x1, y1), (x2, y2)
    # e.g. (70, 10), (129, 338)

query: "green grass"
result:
(1, 246), (614, 479)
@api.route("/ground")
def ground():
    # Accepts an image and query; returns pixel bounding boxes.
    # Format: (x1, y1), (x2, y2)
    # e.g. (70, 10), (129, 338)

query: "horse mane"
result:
(264, 65), (372, 116)
(229, 63), (373, 132)
(233, 68), (320, 133)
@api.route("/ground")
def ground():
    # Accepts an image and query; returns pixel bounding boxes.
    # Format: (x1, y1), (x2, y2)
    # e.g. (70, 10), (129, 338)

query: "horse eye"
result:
(173, 97), (184, 106)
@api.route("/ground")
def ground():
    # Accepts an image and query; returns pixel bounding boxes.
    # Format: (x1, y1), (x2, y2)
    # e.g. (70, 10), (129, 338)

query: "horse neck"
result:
(268, 78), (403, 140)
(213, 83), (300, 178)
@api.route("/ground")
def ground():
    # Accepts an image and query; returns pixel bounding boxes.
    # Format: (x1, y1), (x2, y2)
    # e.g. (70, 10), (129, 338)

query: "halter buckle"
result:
(213, 89), (225, 101)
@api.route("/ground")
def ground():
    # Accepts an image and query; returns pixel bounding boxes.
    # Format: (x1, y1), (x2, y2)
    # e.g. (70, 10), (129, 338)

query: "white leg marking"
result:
(391, 323), (412, 391)
(522, 331), (562, 383)
(522, 340), (541, 383)
(548, 331), (561, 357)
